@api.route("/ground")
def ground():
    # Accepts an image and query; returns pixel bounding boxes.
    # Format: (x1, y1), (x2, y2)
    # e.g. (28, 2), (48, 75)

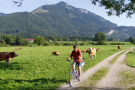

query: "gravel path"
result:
(95, 50), (132, 90)
(58, 47), (134, 90)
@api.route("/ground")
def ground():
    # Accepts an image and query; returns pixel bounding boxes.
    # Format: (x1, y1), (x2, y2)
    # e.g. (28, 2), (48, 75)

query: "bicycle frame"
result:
(69, 66), (78, 87)
(68, 60), (84, 87)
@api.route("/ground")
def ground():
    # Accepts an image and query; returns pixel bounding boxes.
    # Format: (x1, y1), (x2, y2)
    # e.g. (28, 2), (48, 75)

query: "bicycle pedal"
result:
(76, 77), (79, 79)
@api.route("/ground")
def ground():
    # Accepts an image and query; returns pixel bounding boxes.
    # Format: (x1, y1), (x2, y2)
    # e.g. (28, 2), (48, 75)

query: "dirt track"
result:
(95, 49), (133, 89)
(58, 47), (135, 90)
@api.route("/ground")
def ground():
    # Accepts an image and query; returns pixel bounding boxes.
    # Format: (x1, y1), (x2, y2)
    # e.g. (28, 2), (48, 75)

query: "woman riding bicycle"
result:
(67, 45), (84, 81)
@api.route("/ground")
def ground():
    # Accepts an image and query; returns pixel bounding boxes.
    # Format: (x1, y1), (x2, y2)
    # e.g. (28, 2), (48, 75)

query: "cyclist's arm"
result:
(68, 57), (71, 61)
(68, 51), (73, 61)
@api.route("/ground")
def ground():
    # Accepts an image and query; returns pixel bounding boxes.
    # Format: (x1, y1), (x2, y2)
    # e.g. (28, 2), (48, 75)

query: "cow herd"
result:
(0, 45), (122, 65)
(52, 45), (122, 60)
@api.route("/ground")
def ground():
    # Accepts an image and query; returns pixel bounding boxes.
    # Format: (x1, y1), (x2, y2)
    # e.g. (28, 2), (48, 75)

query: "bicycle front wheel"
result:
(69, 70), (78, 87)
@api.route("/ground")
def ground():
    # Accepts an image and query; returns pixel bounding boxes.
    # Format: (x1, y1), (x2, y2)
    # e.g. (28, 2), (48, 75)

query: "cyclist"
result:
(67, 45), (84, 81)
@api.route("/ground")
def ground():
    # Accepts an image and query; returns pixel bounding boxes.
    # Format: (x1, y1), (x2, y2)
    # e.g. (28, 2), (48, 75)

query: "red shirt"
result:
(70, 49), (83, 63)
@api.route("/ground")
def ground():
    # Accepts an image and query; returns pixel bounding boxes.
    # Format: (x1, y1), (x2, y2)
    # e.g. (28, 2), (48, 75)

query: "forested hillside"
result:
(0, 1), (134, 40)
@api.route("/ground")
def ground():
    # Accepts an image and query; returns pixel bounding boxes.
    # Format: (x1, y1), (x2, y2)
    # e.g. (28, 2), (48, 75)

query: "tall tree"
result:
(34, 36), (45, 45)
(16, 36), (28, 45)
(3, 35), (15, 45)
(91, 0), (135, 17)
(94, 32), (106, 44)
(129, 36), (135, 43)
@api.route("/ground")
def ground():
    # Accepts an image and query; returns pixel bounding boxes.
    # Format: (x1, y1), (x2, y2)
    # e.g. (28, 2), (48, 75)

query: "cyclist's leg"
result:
(78, 61), (85, 80)
(79, 61), (85, 67)
(78, 65), (81, 80)
(72, 61), (76, 69)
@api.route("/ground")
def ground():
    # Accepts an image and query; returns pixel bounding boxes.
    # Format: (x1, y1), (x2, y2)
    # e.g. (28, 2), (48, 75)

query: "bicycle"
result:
(67, 60), (84, 87)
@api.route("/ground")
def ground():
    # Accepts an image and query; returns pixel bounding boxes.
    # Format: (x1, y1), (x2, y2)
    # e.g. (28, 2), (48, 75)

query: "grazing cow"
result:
(88, 47), (96, 59)
(81, 50), (91, 53)
(52, 51), (60, 56)
(14, 48), (22, 50)
(81, 50), (87, 53)
(0, 52), (19, 65)
(19, 48), (22, 50)
(118, 45), (121, 50)
(96, 48), (101, 51)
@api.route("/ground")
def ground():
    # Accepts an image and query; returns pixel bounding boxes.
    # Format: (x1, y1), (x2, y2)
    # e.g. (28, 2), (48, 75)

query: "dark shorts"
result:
(72, 61), (85, 67)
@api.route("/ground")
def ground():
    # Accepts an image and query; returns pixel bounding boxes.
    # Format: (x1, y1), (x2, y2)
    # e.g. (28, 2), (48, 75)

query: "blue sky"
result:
(0, 0), (134, 26)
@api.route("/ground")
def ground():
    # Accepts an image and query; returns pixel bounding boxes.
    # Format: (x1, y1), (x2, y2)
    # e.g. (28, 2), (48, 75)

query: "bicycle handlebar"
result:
(67, 59), (82, 62)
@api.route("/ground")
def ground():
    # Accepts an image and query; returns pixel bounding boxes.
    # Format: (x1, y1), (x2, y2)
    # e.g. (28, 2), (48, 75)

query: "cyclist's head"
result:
(73, 45), (78, 51)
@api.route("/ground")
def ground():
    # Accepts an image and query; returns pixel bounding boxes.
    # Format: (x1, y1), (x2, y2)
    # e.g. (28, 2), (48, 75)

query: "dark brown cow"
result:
(52, 51), (60, 56)
(81, 50), (90, 53)
(81, 50), (87, 52)
(0, 52), (19, 65)
(118, 45), (121, 50)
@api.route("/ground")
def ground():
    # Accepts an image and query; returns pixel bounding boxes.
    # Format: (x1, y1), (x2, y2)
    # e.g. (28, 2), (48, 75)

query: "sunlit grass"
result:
(120, 71), (135, 87)
(126, 50), (135, 68)
(0, 45), (133, 89)
(120, 49), (135, 89)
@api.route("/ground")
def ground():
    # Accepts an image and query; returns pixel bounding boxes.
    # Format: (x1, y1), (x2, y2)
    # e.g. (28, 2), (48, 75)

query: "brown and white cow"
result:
(118, 45), (121, 50)
(52, 51), (60, 56)
(0, 52), (19, 65)
(88, 47), (96, 59)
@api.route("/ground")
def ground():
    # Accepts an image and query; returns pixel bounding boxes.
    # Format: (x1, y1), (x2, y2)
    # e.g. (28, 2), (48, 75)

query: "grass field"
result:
(120, 49), (135, 89)
(126, 49), (135, 68)
(0, 45), (134, 89)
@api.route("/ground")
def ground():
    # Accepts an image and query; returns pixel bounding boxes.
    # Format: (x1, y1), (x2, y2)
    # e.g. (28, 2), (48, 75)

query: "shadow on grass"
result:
(111, 49), (117, 51)
(0, 78), (66, 89)
(0, 62), (27, 70)
(59, 87), (128, 90)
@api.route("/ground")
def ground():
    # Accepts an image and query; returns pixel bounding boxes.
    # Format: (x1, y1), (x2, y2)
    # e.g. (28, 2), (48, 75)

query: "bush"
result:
(55, 42), (60, 46)
(28, 43), (37, 47)
(63, 43), (68, 46)
(43, 42), (50, 46)
(96, 41), (106, 45)
(80, 43), (84, 45)
(63, 42), (73, 46)
(74, 43), (78, 45)
(0, 41), (9, 47)
(111, 43), (125, 45)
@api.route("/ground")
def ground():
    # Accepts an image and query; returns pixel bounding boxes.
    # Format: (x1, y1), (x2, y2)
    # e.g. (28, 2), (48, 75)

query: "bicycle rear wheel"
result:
(69, 70), (78, 87)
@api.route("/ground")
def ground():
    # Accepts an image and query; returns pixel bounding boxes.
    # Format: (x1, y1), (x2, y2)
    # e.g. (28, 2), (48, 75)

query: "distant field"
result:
(0, 45), (134, 89)
(38, 41), (133, 46)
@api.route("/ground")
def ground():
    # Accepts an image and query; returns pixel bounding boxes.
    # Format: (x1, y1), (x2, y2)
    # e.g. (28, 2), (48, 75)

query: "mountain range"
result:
(0, 1), (135, 40)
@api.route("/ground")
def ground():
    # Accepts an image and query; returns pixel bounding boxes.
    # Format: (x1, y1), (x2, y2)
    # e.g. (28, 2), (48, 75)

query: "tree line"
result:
(0, 35), (93, 46)
(0, 33), (134, 46)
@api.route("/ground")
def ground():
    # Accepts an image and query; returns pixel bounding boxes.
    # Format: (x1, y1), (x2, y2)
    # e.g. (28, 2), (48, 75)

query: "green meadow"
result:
(0, 45), (134, 89)
(126, 49), (135, 68)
